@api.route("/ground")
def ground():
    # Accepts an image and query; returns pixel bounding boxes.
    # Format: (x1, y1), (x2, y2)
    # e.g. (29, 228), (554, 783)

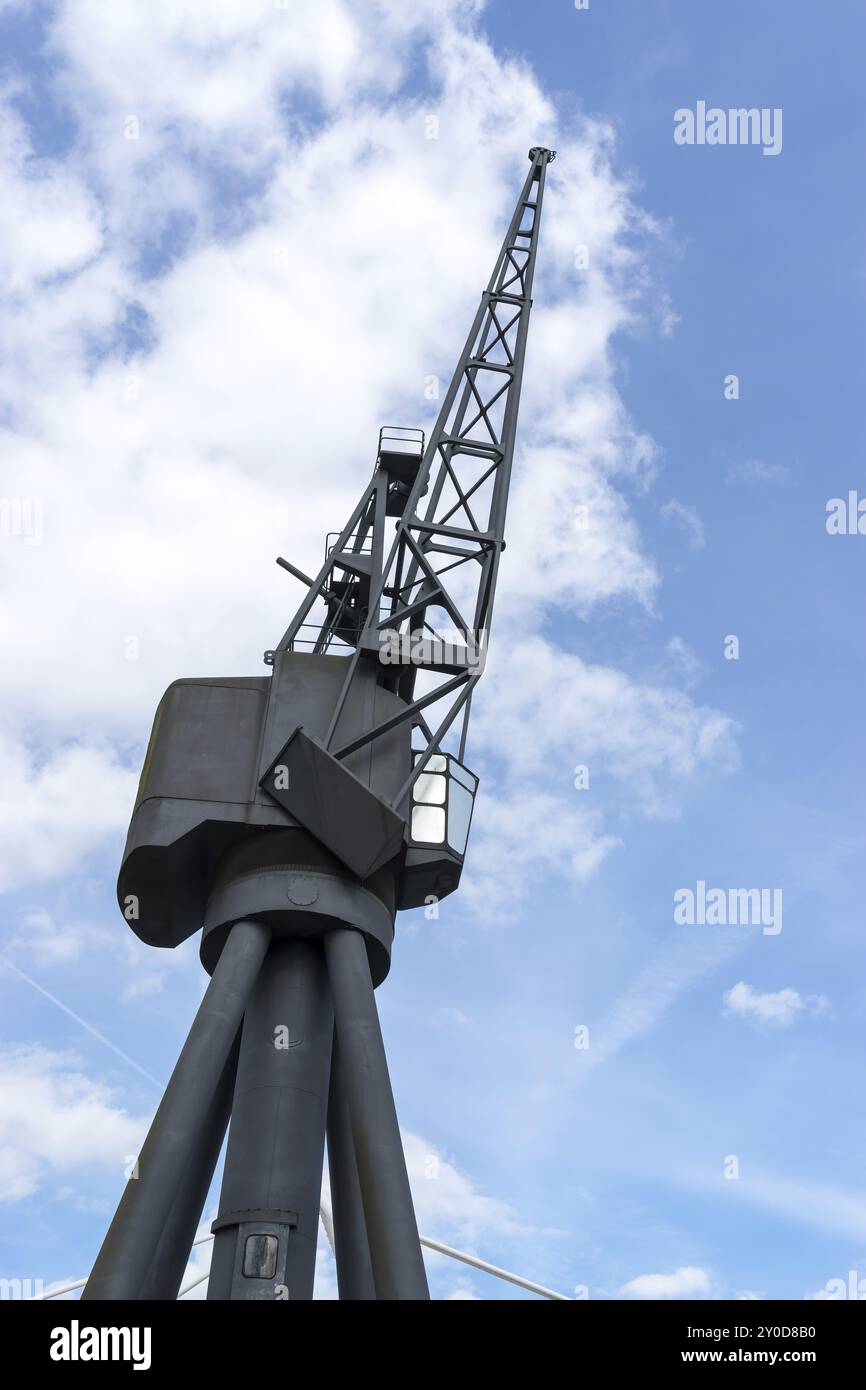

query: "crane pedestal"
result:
(84, 830), (429, 1302)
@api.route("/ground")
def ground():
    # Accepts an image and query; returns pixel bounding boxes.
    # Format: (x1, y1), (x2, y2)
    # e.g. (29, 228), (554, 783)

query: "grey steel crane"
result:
(83, 145), (556, 1302)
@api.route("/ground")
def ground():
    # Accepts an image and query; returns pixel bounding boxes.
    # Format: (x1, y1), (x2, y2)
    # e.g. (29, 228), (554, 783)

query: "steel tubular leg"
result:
(326, 1028), (377, 1300)
(324, 927), (429, 1301)
(138, 1032), (241, 1300)
(207, 937), (333, 1301)
(82, 920), (271, 1301)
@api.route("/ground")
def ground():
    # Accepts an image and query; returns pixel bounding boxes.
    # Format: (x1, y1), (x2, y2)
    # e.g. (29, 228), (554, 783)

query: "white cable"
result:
(316, 1197), (569, 1300)
(418, 1235), (571, 1301)
(177, 1268), (210, 1298)
(31, 1275), (87, 1302)
(318, 1194), (336, 1253)
(32, 1231), (217, 1300)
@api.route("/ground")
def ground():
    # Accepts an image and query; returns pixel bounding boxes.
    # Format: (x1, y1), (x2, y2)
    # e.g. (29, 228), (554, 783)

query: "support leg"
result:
(138, 1032), (240, 1300)
(82, 919), (271, 1301)
(324, 927), (429, 1301)
(326, 1028), (377, 1300)
(207, 937), (333, 1301)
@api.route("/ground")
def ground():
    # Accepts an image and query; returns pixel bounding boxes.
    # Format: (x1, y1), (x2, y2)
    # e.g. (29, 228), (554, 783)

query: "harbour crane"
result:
(83, 146), (556, 1302)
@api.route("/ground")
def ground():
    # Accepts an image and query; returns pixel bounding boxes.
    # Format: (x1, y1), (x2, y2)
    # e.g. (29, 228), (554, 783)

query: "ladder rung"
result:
(438, 436), (504, 458)
(408, 519), (496, 543)
(466, 358), (513, 375)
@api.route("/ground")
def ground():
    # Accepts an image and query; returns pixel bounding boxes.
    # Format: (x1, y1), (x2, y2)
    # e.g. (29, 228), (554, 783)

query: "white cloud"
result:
(311, 1135), (538, 1298)
(185, 1151), (519, 1298)
(502, 444), (658, 621)
(458, 624), (736, 912)
(661, 497), (705, 551)
(462, 786), (621, 918)
(0, 1), (736, 916)
(805, 1276), (865, 1301)
(0, 0), (752, 1294)
(619, 1265), (711, 1299)
(0, 1045), (147, 1201)
(48, 0), (449, 155)
(0, 14), (654, 739)
(442, 627), (738, 914)
(723, 981), (829, 1029)
(472, 636), (739, 817)
(0, 105), (103, 294)
(665, 636), (703, 689)
(324, 1130), (545, 1297)
(0, 736), (138, 891)
(0, 1042), (552, 1294)
(404, 1131), (526, 1246)
(4, 909), (113, 967)
(725, 459), (791, 487)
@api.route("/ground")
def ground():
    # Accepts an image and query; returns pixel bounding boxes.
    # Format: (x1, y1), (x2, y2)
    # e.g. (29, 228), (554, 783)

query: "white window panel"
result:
(449, 760), (477, 793)
(447, 780), (474, 854)
(411, 804), (446, 843)
(415, 752), (447, 773)
(414, 772), (446, 805)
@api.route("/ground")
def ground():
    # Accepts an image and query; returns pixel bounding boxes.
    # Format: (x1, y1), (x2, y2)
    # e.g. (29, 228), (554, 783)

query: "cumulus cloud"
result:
(317, 1129), (532, 1299)
(0, 105), (103, 294)
(462, 786), (621, 918)
(0, 6), (652, 715)
(665, 635), (703, 689)
(0, 736), (138, 891)
(3, 908), (113, 966)
(806, 1275), (865, 1301)
(476, 638), (737, 804)
(0, 1042), (533, 1291)
(619, 1265), (711, 1299)
(0, 1045), (147, 1201)
(323, 1132), (536, 1299)
(502, 444), (658, 620)
(0, 1), (736, 908)
(723, 981), (829, 1029)
(0, 0), (770, 1304)
(403, 1131), (526, 1246)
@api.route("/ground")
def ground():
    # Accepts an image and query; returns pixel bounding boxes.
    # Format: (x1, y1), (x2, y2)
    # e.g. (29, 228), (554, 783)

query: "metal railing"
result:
(378, 425), (425, 459)
(283, 620), (355, 655)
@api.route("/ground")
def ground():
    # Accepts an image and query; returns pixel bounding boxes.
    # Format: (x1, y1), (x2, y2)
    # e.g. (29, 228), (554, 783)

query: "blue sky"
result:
(0, 0), (864, 1301)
